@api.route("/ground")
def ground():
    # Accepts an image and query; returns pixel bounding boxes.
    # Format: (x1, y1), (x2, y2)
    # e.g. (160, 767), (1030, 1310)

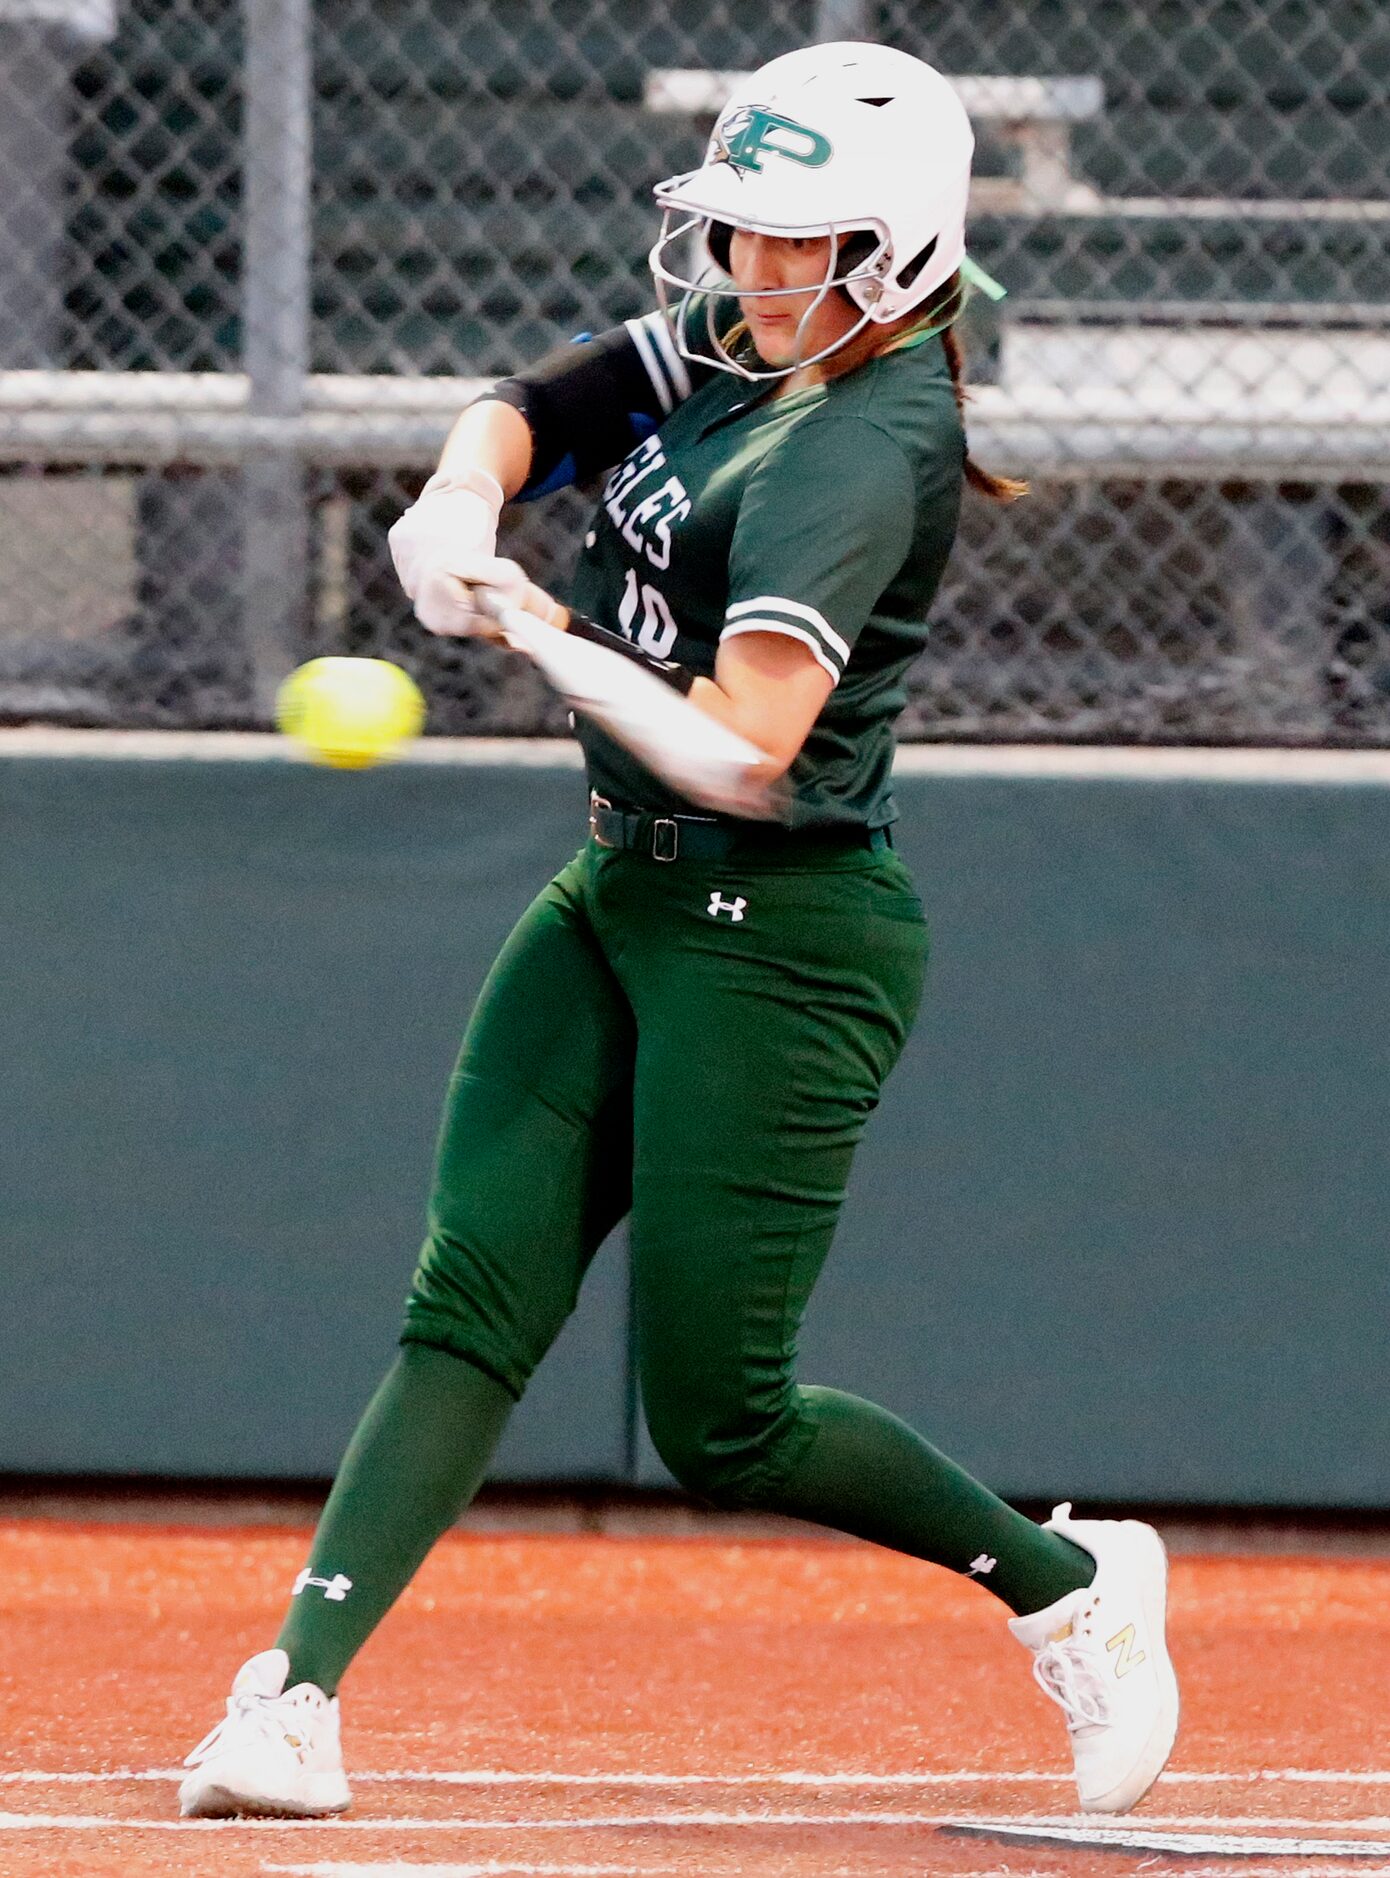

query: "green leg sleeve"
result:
(278, 856), (635, 1696)
(773, 1385), (1094, 1613)
(275, 1344), (513, 1695)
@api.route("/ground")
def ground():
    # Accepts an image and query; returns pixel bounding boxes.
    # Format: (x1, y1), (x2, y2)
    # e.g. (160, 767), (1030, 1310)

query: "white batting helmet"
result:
(649, 41), (977, 378)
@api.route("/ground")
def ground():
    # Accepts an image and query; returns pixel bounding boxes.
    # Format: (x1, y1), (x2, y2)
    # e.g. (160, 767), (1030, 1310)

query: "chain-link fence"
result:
(0, 0), (1386, 740)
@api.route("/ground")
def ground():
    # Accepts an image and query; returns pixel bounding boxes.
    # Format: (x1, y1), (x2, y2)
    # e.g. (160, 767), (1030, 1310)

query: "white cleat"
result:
(1009, 1502), (1179, 1815)
(178, 1647), (352, 1818)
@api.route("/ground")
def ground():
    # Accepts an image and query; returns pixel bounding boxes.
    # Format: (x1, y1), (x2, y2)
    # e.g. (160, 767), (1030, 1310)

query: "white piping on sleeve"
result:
(724, 595), (852, 665)
(719, 617), (842, 685)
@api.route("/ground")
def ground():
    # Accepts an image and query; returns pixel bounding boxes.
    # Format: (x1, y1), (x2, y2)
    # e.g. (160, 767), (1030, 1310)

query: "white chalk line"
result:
(263, 1865), (652, 1878)
(257, 1866), (1390, 1878)
(8, 1808), (1390, 1835)
(255, 1862), (1051, 1878)
(948, 1820), (1390, 1855)
(996, 1816), (1390, 1833)
(6, 1765), (1390, 1787)
(257, 1865), (1390, 1878)
(0, 1810), (961, 1832)
(257, 1868), (1062, 1878)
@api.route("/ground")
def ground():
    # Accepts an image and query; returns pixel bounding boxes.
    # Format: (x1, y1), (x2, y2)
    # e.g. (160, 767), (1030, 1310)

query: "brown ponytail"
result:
(940, 324), (1027, 503)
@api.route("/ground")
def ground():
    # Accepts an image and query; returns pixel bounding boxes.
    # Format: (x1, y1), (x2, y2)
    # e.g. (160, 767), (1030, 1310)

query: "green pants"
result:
(403, 833), (928, 1506)
(276, 825), (1093, 1696)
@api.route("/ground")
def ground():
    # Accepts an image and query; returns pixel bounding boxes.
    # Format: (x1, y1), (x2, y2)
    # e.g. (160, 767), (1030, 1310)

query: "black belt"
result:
(587, 792), (890, 863)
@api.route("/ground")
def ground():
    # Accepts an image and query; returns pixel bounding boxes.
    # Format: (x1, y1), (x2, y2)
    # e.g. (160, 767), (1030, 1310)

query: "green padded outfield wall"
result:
(2, 741), (1387, 1505)
(0, 748), (630, 1484)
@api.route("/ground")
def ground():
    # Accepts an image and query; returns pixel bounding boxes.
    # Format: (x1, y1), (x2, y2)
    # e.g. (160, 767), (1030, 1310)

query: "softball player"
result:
(181, 42), (1178, 1820)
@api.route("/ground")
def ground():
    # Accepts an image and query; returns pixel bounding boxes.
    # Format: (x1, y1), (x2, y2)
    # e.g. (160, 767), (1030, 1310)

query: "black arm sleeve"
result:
(566, 609), (696, 694)
(480, 325), (667, 494)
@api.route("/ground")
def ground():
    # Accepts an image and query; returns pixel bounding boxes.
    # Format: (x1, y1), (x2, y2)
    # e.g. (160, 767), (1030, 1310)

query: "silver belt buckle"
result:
(589, 792), (615, 847)
(651, 817), (679, 862)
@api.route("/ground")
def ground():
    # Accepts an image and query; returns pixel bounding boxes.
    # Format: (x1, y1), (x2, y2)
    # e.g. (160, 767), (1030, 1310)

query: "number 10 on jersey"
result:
(617, 569), (679, 659)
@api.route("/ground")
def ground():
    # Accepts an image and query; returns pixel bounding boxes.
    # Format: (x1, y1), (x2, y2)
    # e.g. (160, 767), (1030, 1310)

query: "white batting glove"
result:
(387, 466), (505, 635)
(414, 554), (568, 640)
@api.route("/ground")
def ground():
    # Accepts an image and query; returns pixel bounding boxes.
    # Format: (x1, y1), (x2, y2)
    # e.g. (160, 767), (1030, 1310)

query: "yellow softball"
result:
(275, 657), (426, 769)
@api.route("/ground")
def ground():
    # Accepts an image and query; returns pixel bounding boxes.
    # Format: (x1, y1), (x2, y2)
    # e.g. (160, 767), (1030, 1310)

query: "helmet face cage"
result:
(648, 207), (894, 383)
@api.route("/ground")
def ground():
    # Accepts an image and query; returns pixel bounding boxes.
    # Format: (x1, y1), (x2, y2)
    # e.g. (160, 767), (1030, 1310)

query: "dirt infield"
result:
(2, 1519), (1388, 1877)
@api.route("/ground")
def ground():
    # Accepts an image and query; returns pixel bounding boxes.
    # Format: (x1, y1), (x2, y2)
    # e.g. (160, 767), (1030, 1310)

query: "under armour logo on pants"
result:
(707, 893), (747, 921)
(292, 1569), (353, 1601)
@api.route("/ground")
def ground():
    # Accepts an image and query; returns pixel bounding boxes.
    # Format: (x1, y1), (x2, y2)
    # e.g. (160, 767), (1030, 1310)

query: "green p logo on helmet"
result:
(712, 104), (833, 174)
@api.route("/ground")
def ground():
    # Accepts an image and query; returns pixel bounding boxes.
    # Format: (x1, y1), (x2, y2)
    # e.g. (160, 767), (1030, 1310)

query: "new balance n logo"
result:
(707, 893), (747, 921)
(292, 1569), (353, 1602)
(1106, 1622), (1147, 1678)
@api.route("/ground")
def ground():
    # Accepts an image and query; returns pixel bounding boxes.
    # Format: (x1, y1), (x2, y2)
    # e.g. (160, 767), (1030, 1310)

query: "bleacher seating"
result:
(58, 0), (1390, 377)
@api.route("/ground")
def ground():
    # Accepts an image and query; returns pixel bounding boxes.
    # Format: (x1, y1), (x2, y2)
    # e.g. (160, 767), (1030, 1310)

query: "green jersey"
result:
(568, 315), (965, 829)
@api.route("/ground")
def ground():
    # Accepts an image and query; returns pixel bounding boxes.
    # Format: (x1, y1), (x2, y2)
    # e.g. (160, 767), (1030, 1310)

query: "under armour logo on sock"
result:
(707, 892), (747, 921)
(292, 1569), (353, 1602)
(967, 1554), (997, 1577)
